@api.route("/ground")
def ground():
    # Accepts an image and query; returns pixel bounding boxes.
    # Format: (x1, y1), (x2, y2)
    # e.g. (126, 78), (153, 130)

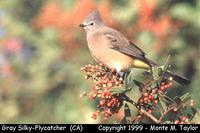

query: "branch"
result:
(158, 105), (177, 123)
(140, 108), (159, 124)
(123, 94), (160, 124)
(122, 94), (137, 106)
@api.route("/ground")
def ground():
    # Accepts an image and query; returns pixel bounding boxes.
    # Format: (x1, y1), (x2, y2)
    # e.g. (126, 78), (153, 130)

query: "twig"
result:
(122, 93), (137, 106)
(140, 108), (159, 124)
(158, 106), (177, 123)
(123, 94), (160, 124)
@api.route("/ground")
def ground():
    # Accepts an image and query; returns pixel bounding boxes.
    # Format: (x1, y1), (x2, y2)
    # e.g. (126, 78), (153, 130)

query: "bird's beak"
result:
(79, 23), (86, 27)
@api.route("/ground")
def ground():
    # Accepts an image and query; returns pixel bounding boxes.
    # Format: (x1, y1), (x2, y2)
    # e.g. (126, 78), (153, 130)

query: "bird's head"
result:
(79, 10), (105, 32)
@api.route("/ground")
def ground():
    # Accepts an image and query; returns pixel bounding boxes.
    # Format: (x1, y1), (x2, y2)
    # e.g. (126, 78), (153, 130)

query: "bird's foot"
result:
(116, 71), (124, 78)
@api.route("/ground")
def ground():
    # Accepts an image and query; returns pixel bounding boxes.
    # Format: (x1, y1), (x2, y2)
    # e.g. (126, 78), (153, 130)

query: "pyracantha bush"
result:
(81, 58), (197, 124)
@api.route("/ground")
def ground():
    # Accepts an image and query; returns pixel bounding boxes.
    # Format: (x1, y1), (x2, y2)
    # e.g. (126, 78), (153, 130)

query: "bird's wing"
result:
(102, 27), (148, 63)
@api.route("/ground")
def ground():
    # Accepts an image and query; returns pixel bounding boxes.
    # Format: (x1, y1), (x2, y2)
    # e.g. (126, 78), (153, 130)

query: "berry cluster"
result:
(92, 95), (123, 120)
(81, 64), (196, 124)
(137, 79), (174, 112)
(174, 116), (190, 124)
(81, 64), (124, 120)
(172, 99), (195, 124)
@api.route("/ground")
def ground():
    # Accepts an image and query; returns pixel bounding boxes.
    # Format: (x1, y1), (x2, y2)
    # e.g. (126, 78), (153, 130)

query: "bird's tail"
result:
(164, 70), (190, 85)
(145, 58), (190, 85)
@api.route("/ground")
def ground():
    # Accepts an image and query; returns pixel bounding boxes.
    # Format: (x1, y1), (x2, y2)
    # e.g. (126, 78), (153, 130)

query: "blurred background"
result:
(0, 0), (199, 123)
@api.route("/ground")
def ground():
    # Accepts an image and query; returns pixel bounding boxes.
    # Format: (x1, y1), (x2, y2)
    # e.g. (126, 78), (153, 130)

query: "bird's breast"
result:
(87, 34), (133, 71)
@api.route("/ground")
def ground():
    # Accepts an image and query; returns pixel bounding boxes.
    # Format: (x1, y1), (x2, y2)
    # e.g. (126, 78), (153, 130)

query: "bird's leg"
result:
(116, 71), (124, 78)
(106, 69), (116, 78)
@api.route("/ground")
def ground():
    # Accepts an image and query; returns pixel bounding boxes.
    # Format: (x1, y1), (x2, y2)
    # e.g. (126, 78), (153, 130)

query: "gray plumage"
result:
(80, 10), (190, 84)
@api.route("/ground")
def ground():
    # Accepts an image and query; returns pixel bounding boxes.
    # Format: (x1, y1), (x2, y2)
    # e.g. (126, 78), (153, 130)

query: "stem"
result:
(158, 106), (177, 123)
(140, 108), (159, 124)
(123, 94), (160, 124)
(122, 94), (137, 106)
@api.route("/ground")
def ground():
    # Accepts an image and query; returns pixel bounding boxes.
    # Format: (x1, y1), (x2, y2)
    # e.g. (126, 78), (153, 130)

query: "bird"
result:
(79, 10), (190, 84)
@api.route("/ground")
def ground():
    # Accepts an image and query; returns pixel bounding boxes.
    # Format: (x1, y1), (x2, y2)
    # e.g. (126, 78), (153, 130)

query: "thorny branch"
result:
(123, 94), (160, 124)
(81, 64), (196, 124)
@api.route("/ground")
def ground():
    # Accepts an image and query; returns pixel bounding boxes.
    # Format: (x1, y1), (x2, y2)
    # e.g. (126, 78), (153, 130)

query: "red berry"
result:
(160, 86), (165, 90)
(158, 90), (162, 94)
(161, 82), (165, 85)
(174, 120), (180, 124)
(144, 97), (148, 102)
(92, 93), (97, 99)
(97, 90), (103, 94)
(154, 100), (158, 104)
(107, 102), (112, 107)
(99, 100), (105, 106)
(148, 95), (153, 100)
(106, 109), (112, 115)
(185, 118), (189, 123)
(164, 85), (169, 88)
(152, 89), (157, 94)
(139, 99), (144, 103)
(104, 112), (109, 117)
(94, 86), (100, 90)
(181, 116), (187, 121)
(168, 82), (173, 87)
(144, 92), (148, 97)
(148, 109), (153, 113)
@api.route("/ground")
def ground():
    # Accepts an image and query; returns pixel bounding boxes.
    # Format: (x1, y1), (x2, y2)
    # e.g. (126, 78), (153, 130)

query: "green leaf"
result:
(160, 94), (174, 104)
(180, 93), (191, 103)
(109, 86), (127, 95)
(191, 109), (200, 124)
(159, 97), (168, 112)
(152, 66), (163, 80)
(124, 103), (131, 117)
(173, 96), (182, 105)
(184, 106), (196, 118)
(120, 103), (132, 124)
(120, 117), (128, 124)
(133, 80), (145, 92)
(162, 55), (171, 73)
(164, 121), (172, 124)
(151, 55), (171, 82)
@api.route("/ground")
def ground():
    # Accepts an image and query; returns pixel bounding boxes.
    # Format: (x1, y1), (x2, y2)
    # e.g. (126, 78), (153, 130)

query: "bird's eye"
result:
(90, 22), (94, 25)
